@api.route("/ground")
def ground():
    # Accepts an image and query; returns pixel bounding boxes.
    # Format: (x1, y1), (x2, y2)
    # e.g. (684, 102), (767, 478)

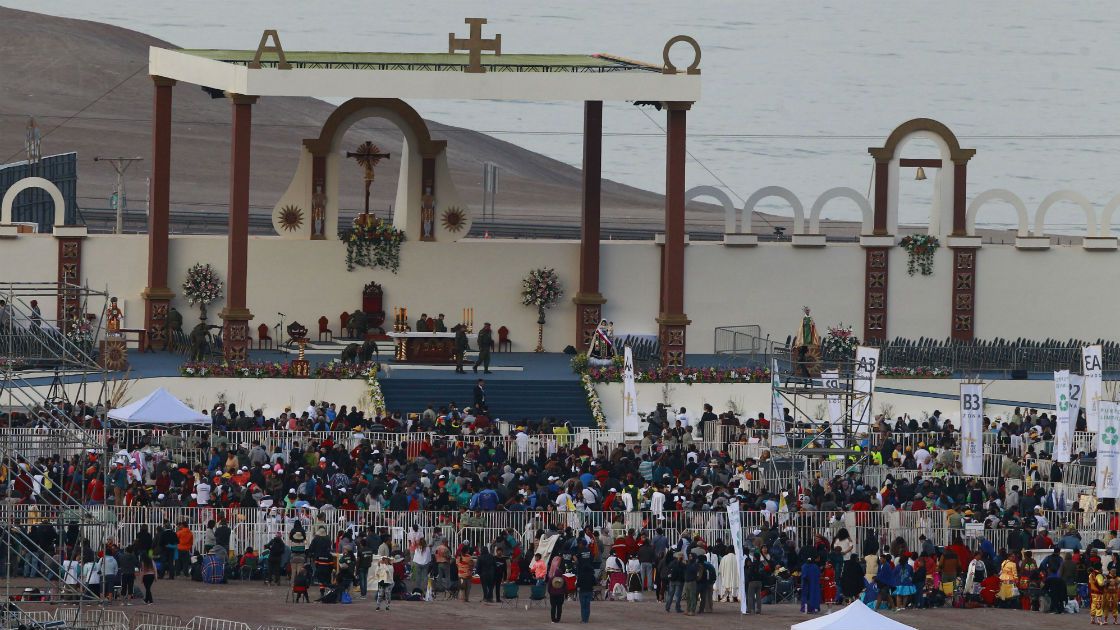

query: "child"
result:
(374, 556), (394, 611)
(291, 564), (312, 603)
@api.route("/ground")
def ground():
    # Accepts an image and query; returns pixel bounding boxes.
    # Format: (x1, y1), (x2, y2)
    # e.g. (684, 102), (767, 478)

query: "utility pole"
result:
(94, 156), (142, 234)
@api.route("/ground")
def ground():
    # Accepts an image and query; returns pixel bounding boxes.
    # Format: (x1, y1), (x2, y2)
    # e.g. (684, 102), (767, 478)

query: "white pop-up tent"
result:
(791, 601), (916, 630)
(107, 387), (210, 425)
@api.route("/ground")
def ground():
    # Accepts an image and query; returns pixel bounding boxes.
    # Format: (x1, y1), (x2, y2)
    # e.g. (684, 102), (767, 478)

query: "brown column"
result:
(57, 236), (84, 324)
(658, 102), (691, 367)
(220, 94), (257, 362)
(952, 161), (968, 236)
(873, 159), (889, 235)
(863, 247), (889, 342)
(573, 100), (606, 351)
(141, 76), (176, 351)
(951, 246), (977, 341)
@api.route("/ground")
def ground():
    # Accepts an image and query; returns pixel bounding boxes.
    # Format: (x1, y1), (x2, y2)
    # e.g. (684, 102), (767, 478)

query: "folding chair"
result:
(500, 582), (520, 609)
(525, 583), (547, 610)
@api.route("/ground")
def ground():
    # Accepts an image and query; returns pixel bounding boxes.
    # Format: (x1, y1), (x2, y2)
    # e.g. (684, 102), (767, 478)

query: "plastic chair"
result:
(497, 326), (512, 352)
(526, 582), (547, 610)
(240, 557), (259, 580)
(317, 316), (333, 342)
(257, 324), (273, 350)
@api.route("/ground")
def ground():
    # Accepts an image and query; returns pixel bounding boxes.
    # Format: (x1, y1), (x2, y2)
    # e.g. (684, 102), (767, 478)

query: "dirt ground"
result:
(11, 578), (1096, 630)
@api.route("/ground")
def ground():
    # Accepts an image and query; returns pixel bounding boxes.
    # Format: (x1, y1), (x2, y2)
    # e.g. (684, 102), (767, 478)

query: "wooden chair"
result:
(339, 312), (351, 338)
(257, 323), (273, 350)
(497, 326), (512, 352)
(317, 316), (333, 342)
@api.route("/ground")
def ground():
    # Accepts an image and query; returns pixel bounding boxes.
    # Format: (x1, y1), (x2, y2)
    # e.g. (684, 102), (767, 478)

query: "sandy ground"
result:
(10, 577), (1092, 630)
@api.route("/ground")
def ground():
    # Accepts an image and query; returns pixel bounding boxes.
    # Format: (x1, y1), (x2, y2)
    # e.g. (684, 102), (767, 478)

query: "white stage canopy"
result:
(791, 601), (917, 630)
(107, 387), (210, 425)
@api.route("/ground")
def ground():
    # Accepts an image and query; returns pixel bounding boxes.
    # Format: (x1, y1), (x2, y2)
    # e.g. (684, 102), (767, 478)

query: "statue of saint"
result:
(792, 306), (821, 377)
(106, 297), (123, 335)
(588, 319), (616, 360)
(421, 186), (436, 241)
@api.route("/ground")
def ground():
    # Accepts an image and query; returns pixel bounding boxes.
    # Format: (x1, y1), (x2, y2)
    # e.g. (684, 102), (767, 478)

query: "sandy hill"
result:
(0, 7), (767, 235)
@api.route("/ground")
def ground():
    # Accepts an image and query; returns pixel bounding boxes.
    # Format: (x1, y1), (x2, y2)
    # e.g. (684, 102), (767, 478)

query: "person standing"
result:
(139, 554), (156, 604)
(456, 547), (475, 603)
(473, 323), (493, 374)
(117, 545), (138, 605)
(682, 553), (700, 615)
(577, 548), (596, 622)
(745, 551), (764, 615)
(454, 324), (470, 374)
(175, 521), (193, 577)
(410, 537), (431, 594)
(373, 556), (394, 611)
(547, 556), (567, 623)
(356, 538), (374, 599)
(477, 546), (496, 602)
(665, 551), (685, 613)
(157, 521), (177, 579)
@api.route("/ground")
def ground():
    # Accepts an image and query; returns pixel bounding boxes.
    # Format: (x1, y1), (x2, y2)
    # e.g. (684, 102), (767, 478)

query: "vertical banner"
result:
(1054, 370), (1072, 463)
(770, 359), (788, 447)
(1069, 374), (1084, 452)
(726, 499), (748, 614)
(822, 370), (843, 448)
(1096, 401), (1120, 498)
(622, 346), (641, 435)
(853, 346), (879, 436)
(959, 383), (984, 475)
(1084, 345), (1104, 432)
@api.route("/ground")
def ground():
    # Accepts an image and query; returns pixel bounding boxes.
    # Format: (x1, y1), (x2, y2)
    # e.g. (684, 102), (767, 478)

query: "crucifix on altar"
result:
(346, 141), (391, 225)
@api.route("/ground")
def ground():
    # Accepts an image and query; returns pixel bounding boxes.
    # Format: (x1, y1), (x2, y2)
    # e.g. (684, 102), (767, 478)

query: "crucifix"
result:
(346, 141), (391, 221)
(449, 17), (501, 73)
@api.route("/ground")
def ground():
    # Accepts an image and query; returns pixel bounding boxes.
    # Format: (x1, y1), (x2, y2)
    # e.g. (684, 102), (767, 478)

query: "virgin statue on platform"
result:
(792, 306), (821, 377)
(588, 319), (616, 361)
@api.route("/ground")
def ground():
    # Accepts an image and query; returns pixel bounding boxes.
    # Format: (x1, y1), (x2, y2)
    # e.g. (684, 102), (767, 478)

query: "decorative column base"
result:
(573, 292), (607, 352)
(219, 307), (254, 362)
(862, 246), (890, 342)
(141, 286), (175, 352)
(950, 246), (978, 341)
(657, 313), (690, 368)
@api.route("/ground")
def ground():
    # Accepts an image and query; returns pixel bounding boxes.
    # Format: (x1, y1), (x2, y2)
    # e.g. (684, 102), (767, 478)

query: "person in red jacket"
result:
(86, 476), (105, 505)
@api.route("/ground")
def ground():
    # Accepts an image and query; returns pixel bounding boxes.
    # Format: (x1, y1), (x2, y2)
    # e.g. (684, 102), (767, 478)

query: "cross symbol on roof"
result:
(449, 17), (502, 73)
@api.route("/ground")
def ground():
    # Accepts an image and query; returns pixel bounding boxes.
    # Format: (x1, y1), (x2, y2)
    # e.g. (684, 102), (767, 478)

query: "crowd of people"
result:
(0, 393), (1112, 623)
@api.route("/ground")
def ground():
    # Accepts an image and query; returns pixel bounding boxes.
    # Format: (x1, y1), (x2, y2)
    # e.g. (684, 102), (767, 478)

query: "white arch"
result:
(741, 186), (804, 234)
(1033, 190), (1098, 237)
(807, 187), (873, 235)
(1098, 193), (1120, 236)
(966, 188), (1030, 237)
(1, 177), (66, 227)
(686, 185), (737, 233)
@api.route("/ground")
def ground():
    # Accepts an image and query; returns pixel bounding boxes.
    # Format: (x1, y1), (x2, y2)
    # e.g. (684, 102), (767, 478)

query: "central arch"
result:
(1, 176), (67, 228)
(868, 118), (975, 237)
(271, 98), (468, 242)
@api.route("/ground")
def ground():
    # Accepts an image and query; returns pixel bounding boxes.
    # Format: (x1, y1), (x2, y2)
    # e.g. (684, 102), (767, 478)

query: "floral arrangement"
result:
(899, 234), (940, 276)
(181, 263), (223, 306)
(821, 323), (860, 360)
(521, 268), (563, 310)
(344, 217), (405, 273)
(367, 364), (386, 414)
(580, 373), (607, 430)
(877, 366), (953, 378)
(180, 360), (379, 379)
(583, 365), (770, 385)
(0, 357), (26, 371)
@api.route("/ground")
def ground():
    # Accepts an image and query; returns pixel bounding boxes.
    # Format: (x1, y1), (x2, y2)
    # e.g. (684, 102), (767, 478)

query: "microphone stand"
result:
(275, 313), (286, 357)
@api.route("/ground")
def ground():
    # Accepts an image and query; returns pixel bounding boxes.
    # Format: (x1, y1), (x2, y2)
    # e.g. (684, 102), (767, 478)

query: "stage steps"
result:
(378, 378), (596, 427)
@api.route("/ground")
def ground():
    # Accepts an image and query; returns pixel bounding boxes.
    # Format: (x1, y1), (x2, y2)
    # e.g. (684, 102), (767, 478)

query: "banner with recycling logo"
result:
(960, 383), (984, 475)
(1054, 370), (1072, 463)
(1084, 345), (1104, 432)
(1097, 401), (1120, 498)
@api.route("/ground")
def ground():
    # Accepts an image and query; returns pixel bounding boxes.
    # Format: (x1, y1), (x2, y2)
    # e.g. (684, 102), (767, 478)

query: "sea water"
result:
(10, 0), (1120, 234)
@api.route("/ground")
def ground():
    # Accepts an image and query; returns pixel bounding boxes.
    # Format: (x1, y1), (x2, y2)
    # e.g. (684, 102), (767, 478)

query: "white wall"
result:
(7, 231), (1120, 355)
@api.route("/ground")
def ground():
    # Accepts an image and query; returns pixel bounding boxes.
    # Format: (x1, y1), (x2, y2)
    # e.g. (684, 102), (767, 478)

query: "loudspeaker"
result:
(1011, 369), (1028, 380)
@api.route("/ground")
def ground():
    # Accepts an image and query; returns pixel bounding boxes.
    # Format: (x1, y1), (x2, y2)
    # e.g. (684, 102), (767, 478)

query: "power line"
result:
(634, 106), (775, 230)
(0, 66), (148, 164)
(6, 112), (1120, 141)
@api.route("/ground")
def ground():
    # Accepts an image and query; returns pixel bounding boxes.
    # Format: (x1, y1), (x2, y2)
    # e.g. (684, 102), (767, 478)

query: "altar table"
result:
(387, 332), (477, 364)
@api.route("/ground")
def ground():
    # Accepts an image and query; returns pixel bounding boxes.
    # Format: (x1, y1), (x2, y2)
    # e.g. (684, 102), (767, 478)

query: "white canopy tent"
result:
(791, 601), (916, 630)
(107, 387), (210, 425)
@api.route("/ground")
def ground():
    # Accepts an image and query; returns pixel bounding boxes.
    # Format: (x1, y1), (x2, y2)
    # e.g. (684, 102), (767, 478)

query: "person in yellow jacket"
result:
(1090, 567), (1106, 624)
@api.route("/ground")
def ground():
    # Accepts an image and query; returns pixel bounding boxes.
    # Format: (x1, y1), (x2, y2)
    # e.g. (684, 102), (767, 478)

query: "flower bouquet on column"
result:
(821, 323), (860, 364)
(899, 234), (940, 276)
(181, 263), (223, 322)
(521, 267), (563, 352)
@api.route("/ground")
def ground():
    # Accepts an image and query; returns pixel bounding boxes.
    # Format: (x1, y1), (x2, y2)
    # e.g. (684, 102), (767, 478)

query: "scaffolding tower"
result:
(770, 361), (874, 460)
